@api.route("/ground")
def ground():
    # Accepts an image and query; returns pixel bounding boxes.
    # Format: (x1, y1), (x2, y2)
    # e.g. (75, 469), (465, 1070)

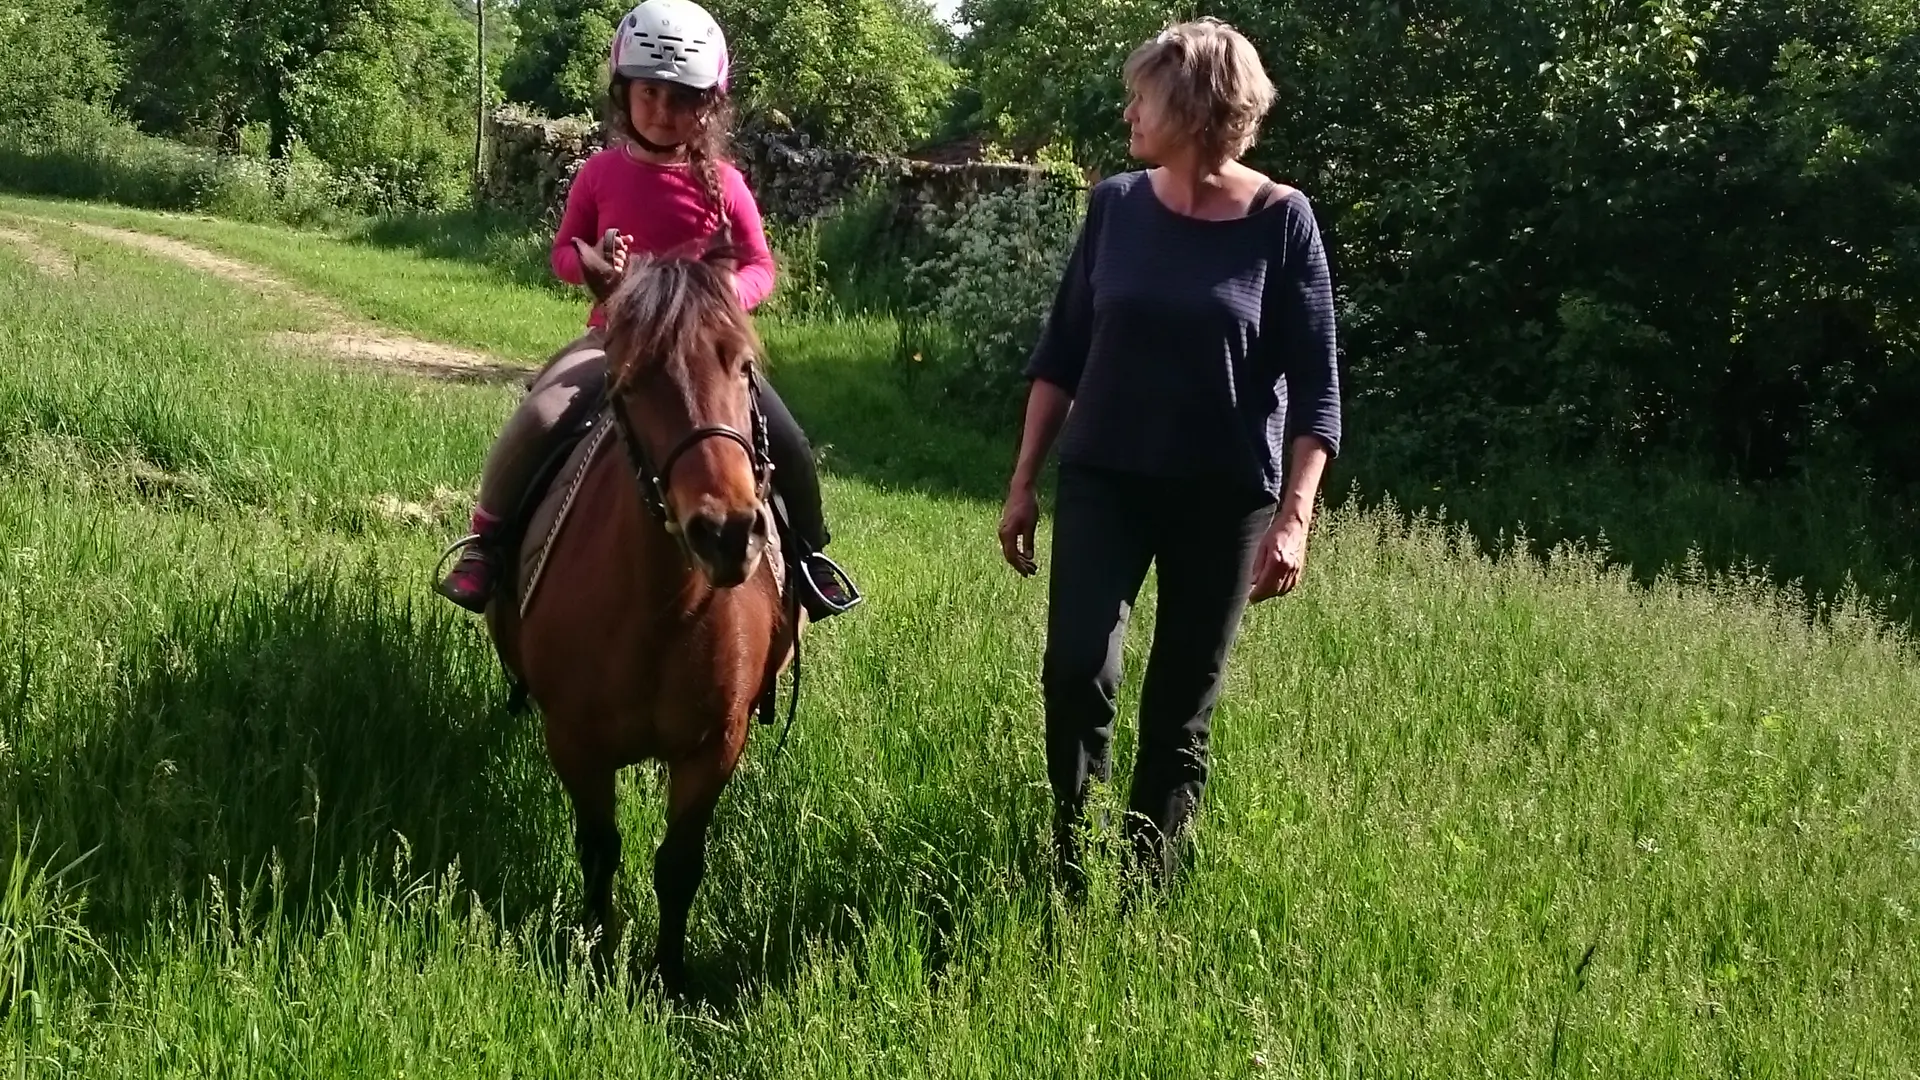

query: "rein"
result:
(603, 364), (772, 532)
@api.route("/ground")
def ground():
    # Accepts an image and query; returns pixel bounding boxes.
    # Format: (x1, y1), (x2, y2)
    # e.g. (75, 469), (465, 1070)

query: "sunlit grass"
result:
(1, 197), (1915, 1078)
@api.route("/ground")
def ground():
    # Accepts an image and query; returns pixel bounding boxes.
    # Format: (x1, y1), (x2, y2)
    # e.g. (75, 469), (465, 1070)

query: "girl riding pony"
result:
(436, 0), (862, 622)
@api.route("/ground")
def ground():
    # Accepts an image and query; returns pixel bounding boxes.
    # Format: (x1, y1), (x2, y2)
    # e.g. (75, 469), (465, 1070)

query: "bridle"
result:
(602, 362), (774, 538)
(599, 350), (804, 755)
(587, 279), (804, 755)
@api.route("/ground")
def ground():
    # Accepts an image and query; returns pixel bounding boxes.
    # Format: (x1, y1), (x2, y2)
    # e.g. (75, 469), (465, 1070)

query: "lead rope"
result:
(767, 552), (802, 767)
(761, 367), (802, 772)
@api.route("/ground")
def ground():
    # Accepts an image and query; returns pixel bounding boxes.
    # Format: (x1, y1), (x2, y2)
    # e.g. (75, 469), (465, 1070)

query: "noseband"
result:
(603, 365), (774, 535)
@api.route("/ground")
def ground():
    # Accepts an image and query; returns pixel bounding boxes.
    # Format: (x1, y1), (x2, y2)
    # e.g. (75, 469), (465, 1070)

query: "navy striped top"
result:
(1025, 170), (1342, 500)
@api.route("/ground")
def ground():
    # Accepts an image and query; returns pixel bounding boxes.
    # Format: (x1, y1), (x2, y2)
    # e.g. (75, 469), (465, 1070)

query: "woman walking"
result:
(998, 18), (1342, 892)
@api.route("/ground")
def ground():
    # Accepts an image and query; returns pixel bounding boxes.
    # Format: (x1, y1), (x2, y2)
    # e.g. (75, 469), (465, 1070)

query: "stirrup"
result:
(433, 533), (485, 581)
(799, 550), (863, 617)
(432, 532), (498, 613)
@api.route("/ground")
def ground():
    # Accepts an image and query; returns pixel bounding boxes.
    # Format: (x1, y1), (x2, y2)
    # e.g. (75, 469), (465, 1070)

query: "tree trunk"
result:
(268, 81), (294, 198)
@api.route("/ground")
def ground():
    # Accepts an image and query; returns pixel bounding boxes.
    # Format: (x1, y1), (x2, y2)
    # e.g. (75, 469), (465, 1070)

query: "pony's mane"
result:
(603, 245), (758, 393)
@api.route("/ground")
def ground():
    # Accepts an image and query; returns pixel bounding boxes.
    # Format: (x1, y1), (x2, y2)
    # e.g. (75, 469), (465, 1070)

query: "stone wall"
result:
(480, 106), (1063, 230)
(479, 108), (601, 224)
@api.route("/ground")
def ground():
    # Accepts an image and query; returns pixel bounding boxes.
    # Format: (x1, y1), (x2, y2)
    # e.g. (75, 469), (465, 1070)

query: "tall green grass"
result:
(0, 197), (1915, 1076)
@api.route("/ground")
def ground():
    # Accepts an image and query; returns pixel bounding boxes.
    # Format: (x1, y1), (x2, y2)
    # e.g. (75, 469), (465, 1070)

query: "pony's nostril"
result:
(684, 514), (722, 554)
(684, 511), (756, 581)
(718, 512), (755, 564)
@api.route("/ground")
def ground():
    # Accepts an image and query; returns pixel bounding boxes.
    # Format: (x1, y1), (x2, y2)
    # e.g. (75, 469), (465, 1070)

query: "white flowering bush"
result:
(899, 171), (1086, 414)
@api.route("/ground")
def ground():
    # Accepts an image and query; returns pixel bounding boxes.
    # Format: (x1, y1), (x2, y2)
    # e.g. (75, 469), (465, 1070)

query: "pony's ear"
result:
(571, 236), (621, 304)
(659, 235), (709, 262)
(699, 241), (742, 275)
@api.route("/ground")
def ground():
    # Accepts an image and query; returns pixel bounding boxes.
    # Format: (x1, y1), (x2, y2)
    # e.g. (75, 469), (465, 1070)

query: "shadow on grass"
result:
(13, 562), (572, 939)
(349, 208), (563, 295)
(664, 748), (1053, 1018)
(1323, 445), (1920, 632)
(760, 320), (1020, 506)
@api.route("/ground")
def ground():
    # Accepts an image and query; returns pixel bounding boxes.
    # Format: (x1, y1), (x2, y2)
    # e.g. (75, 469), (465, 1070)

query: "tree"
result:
(95, 0), (491, 209)
(952, 0), (1171, 169)
(289, 0), (489, 211)
(0, 0), (123, 137)
(103, 0), (485, 157)
(501, 0), (625, 119)
(710, 0), (958, 150)
(505, 0), (959, 150)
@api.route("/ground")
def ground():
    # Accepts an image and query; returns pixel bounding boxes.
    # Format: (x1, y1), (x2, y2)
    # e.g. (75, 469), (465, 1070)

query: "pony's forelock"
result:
(604, 254), (758, 394)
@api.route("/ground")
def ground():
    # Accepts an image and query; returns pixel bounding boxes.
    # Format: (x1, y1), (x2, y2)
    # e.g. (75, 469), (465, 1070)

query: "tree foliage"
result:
(95, 0), (496, 211)
(0, 0), (122, 137)
(288, 6), (482, 212)
(958, 0), (1920, 495)
(953, 0), (1170, 165)
(711, 0), (958, 150)
(505, 0), (957, 150)
(500, 0), (626, 119)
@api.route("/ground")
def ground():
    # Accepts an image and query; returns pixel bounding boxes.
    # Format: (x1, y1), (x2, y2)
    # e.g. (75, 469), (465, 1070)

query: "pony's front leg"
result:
(654, 738), (742, 996)
(549, 730), (623, 971)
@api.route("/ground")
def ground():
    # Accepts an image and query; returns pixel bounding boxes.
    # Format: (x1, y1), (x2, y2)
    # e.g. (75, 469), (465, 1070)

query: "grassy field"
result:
(1, 194), (1916, 1077)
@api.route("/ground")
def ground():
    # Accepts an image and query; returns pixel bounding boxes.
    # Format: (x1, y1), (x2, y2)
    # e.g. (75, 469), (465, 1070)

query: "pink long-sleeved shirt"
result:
(549, 146), (778, 327)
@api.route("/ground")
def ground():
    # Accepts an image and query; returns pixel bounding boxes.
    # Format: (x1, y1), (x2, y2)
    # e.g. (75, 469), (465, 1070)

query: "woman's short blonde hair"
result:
(1123, 18), (1275, 167)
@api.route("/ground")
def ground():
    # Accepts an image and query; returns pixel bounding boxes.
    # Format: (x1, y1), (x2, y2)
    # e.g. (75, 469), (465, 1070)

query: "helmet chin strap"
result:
(627, 129), (685, 157)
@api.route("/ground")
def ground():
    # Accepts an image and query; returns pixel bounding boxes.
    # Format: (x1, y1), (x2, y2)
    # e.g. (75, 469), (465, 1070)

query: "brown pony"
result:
(486, 239), (796, 995)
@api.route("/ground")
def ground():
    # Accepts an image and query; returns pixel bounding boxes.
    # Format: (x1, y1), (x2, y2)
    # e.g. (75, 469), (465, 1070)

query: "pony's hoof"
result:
(648, 953), (693, 1002)
(659, 968), (692, 1002)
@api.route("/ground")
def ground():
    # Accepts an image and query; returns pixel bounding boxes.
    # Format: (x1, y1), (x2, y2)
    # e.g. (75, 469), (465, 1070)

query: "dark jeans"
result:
(1041, 464), (1275, 888)
(756, 375), (828, 554)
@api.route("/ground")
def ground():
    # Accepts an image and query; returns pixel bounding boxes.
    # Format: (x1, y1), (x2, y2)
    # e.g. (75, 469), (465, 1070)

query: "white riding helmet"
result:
(609, 0), (730, 92)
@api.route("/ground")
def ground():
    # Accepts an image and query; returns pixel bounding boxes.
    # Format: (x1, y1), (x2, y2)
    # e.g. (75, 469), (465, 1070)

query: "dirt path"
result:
(68, 223), (294, 297)
(0, 226), (77, 278)
(7, 215), (527, 384)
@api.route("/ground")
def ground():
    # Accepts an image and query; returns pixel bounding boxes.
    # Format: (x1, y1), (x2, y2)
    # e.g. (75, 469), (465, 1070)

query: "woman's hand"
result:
(999, 482), (1040, 577)
(1250, 435), (1332, 603)
(1248, 515), (1309, 602)
(999, 381), (1073, 578)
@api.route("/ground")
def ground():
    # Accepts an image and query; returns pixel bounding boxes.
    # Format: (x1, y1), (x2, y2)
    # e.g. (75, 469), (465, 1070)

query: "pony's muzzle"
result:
(683, 508), (762, 587)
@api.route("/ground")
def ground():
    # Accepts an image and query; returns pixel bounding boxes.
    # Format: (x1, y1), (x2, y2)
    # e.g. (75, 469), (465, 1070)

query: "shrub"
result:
(815, 177), (940, 314)
(758, 216), (834, 321)
(286, 2), (482, 216)
(0, 109), (350, 228)
(0, 0), (121, 140)
(755, 177), (952, 320)
(898, 169), (1086, 417)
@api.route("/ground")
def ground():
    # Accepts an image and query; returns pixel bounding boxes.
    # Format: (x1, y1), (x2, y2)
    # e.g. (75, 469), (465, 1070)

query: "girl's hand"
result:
(613, 233), (633, 277)
(598, 230), (634, 280)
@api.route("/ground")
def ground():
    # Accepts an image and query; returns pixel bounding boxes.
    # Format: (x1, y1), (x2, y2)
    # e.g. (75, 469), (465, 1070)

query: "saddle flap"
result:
(516, 418), (614, 617)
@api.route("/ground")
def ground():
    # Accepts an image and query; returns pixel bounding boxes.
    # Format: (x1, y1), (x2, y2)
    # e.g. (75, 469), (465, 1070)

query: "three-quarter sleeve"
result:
(1022, 185), (1107, 395)
(1278, 196), (1342, 457)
